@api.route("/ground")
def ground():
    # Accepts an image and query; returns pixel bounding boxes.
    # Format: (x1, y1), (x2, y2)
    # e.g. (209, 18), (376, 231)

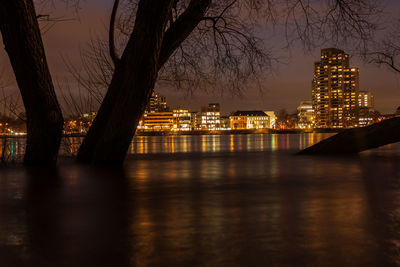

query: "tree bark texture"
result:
(0, 0), (64, 165)
(77, 0), (211, 164)
(298, 117), (400, 154)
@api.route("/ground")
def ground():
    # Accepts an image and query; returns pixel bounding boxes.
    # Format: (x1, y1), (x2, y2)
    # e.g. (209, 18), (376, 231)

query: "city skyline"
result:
(1, 2), (400, 266)
(0, 1), (399, 114)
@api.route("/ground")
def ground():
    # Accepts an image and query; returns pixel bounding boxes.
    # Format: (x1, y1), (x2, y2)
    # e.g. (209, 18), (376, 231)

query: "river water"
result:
(1, 133), (400, 266)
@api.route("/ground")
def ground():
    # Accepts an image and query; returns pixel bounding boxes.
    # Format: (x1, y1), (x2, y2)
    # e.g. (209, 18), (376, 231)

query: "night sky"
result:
(1, 0), (399, 115)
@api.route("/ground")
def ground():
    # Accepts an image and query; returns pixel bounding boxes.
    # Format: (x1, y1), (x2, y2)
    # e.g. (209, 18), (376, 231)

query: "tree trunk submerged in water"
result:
(0, 0), (64, 165)
(298, 117), (400, 154)
(77, 0), (175, 164)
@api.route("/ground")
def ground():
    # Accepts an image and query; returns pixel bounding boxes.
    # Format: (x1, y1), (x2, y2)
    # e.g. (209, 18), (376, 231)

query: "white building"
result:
(264, 111), (276, 129)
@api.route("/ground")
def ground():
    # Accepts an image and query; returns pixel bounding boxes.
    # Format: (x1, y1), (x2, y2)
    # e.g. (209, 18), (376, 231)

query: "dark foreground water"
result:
(1, 134), (400, 266)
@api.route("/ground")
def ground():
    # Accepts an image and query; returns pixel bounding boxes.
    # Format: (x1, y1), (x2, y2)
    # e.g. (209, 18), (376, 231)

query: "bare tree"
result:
(365, 18), (400, 73)
(0, 0), (64, 165)
(76, 0), (381, 163)
(0, 0), (383, 164)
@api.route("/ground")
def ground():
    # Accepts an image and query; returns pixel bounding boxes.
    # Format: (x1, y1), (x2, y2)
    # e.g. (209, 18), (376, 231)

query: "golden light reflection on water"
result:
(1, 141), (400, 266)
(120, 150), (400, 266)
(271, 134), (277, 151)
(0, 133), (338, 160)
(55, 133), (338, 157)
(230, 135), (235, 152)
(201, 135), (207, 153)
(131, 206), (155, 266)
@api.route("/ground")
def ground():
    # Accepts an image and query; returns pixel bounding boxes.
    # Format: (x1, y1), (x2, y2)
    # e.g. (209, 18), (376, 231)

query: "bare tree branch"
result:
(109, 0), (121, 66)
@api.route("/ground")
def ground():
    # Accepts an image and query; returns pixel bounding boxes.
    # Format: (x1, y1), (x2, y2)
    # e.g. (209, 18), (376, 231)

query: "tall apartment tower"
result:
(312, 48), (359, 128)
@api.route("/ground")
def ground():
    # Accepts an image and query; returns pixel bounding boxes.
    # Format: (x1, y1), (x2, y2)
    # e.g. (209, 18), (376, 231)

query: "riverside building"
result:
(173, 109), (192, 131)
(140, 112), (174, 131)
(197, 103), (221, 130)
(147, 91), (169, 113)
(358, 91), (374, 108)
(357, 90), (375, 126)
(312, 48), (359, 128)
(297, 101), (315, 129)
(230, 111), (270, 130)
(138, 91), (173, 131)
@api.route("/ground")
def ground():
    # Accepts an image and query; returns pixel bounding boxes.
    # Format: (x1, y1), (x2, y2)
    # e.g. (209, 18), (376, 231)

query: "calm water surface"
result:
(1, 133), (400, 266)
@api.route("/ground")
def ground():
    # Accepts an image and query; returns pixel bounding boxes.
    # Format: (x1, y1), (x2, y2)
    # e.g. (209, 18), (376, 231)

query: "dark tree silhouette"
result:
(0, 0), (383, 164)
(299, 117), (400, 154)
(0, 0), (64, 165)
(77, 0), (381, 163)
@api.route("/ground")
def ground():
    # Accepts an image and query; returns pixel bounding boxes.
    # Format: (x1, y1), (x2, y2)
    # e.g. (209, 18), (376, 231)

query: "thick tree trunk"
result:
(78, 0), (211, 164)
(0, 0), (64, 165)
(298, 117), (400, 154)
(77, 0), (175, 164)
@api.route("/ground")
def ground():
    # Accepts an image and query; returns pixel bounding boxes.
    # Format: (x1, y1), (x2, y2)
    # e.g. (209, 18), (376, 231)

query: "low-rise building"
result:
(173, 109), (192, 131)
(264, 111), (276, 129)
(297, 101), (315, 129)
(358, 91), (374, 108)
(220, 116), (231, 130)
(230, 111), (270, 129)
(197, 103), (221, 130)
(357, 91), (375, 127)
(139, 112), (174, 131)
(358, 107), (376, 126)
(230, 115), (247, 130)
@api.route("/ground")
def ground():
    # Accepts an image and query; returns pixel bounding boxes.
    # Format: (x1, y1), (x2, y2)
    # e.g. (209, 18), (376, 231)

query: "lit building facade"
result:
(197, 103), (221, 130)
(230, 111), (270, 129)
(357, 91), (375, 126)
(230, 115), (247, 130)
(173, 109), (192, 131)
(146, 91), (169, 113)
(358, 91), (374, 108)
(297, 101), (315, 129)
(264, 111), (276, 129)
(220, 116), (231, 130)
(312, 48), (359, 128)
(139, 112), (174, 131)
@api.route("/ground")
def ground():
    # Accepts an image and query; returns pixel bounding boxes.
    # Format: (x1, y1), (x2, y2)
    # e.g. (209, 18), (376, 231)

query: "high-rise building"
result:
(312, 48), (359, 128)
